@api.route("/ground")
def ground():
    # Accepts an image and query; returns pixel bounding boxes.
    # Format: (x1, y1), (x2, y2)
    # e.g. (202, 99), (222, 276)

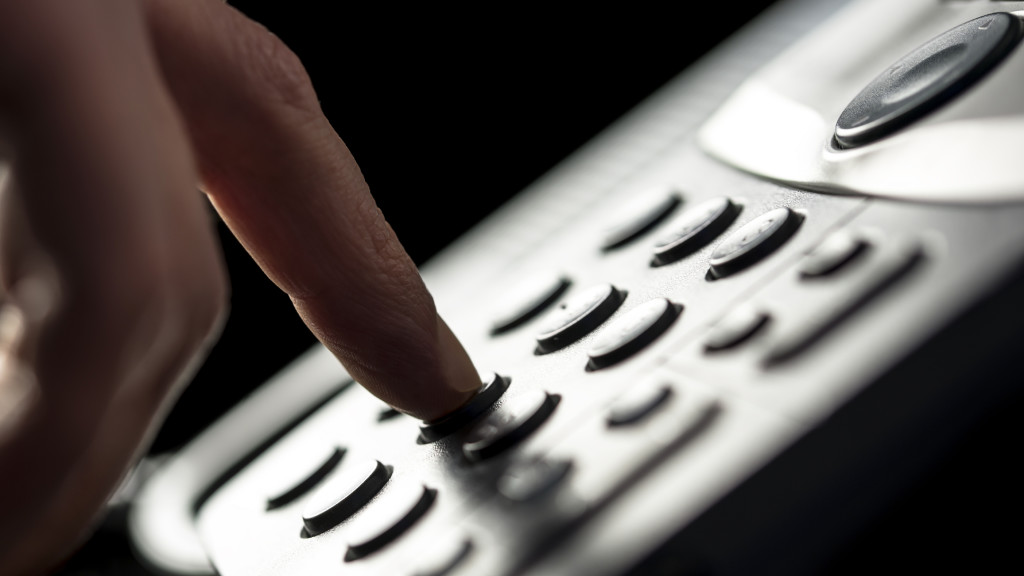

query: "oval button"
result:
(708, 208), (802, 279)
(606, 381), (673, 427)
(703, 304), (770, 351)
(266, 445), (345, 510)
(652, 197), (740, 266)
(536, 284), (626, 353)
(497, 457), (573, 502)
(462, 390), (559, 462)
(586, 299), (681, 370)
(345, 482), (436, 561)
(835, 12), (1024, 147)
(798, 230), (868, 278)
(600, 189), (681, 251)
(490, 272), (571, 335)
(301, 458), (391, 536)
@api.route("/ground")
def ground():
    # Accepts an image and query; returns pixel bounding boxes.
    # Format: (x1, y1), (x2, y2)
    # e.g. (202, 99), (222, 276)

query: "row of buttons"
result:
(702, 229), (872, 353)
(600, 189), (804, 278)
(497, 214), (923, 375)
(491, 193), (801, 339)
(705, 230), (925, 363)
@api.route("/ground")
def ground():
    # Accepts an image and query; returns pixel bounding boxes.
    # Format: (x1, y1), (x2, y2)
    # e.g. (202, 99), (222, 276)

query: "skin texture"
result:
(0, 1), (480, 573)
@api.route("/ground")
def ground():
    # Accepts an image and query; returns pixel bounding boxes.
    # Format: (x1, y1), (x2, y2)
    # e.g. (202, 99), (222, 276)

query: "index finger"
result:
(144, 0), (481, 421)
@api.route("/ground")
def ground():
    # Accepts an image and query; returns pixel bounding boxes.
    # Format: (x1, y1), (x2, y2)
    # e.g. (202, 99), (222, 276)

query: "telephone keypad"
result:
(184, 3), (1024, 575)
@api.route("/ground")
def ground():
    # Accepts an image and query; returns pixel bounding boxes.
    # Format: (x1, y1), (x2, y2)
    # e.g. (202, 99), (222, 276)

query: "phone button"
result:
(799, 230), (868, 278)
(413, 537), (474, 576)
(606, 380), (673, 427)
(586, 298), (681, 370)
(345, 482), (437, 561)
(703, 304), (771, 352)
(652, 197), (741, 266)
(708, 208), (803, 279)
(497, 456), (574, 502)
(600, 189), (681, 251)
(265, 445), (344, 510)
(536, 284), (626, 353)
(463, 390), (559, 462)
(490, 272), (572, 335)
(301, 459), (392, 536)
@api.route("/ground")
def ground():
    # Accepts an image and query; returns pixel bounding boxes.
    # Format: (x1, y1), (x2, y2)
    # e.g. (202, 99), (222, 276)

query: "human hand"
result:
(0, 1), (480, 573)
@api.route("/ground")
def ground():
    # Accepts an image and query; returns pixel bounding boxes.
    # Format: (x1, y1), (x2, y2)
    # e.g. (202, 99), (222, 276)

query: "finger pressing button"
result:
(462, 390), (559, 462)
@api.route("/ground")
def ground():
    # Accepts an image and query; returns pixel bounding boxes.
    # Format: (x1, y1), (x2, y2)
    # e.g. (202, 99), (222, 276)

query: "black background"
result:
(57, 1), (1021, 574)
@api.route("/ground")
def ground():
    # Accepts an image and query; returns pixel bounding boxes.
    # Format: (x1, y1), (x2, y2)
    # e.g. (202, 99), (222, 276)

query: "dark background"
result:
(57, 1), (1020, 574)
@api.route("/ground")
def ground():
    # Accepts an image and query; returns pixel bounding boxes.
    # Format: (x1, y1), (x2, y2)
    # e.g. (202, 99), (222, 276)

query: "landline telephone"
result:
(124, 0), (1024, 574)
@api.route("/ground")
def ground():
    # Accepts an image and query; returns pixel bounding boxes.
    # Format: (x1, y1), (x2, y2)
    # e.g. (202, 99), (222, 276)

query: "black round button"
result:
(301, 459), (392, 536)
(586, 298), (681, 370)
(535, 284), (626, 354)
(266, 446), (345, 510)
(462, 390), (559, 462)
(651, 197), (741, 266)
(835, 12), (1024, 148)
(600, 190), (681, 251)
(708, 208), (803, 279)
